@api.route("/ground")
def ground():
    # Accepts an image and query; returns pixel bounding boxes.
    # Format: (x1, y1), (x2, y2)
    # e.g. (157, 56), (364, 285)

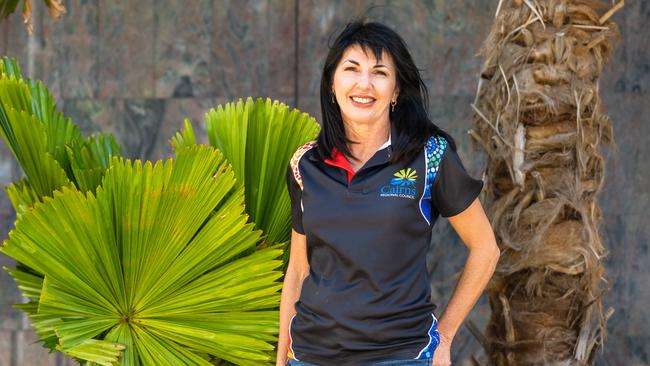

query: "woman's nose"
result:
(356, 72), (371, 88)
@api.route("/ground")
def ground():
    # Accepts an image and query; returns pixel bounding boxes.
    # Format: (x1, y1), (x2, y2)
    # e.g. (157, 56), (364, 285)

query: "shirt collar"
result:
(309, 123), (396, 163)
(378, 132), (391, 150)
(323, 124), (394, 168)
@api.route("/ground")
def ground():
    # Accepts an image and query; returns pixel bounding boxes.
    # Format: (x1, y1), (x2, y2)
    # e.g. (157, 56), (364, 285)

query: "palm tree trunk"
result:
(470, 1), (623, 364)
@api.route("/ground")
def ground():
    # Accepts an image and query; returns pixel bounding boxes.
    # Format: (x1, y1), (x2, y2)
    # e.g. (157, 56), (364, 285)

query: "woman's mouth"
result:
(350, 96), (376, 107)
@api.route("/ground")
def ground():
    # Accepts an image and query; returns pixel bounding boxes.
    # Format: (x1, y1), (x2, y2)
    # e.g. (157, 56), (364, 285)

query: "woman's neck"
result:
(343, 120), (391, 163)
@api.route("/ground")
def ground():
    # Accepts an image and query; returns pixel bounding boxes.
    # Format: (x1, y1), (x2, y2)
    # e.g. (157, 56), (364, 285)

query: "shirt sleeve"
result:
(286, 162), (305, 234)
(431, 147), (483, 217)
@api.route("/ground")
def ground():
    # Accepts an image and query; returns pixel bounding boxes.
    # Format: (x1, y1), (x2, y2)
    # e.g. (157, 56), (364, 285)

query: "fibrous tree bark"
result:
(471, 1), (623, 364)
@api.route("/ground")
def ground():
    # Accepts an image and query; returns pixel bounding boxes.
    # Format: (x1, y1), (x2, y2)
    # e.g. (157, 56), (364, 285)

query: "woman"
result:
(278, 20), (499, 366)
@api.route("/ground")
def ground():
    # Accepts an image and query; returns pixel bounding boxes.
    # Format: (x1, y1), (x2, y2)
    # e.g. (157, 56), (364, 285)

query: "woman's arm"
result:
(432, 197), (500, 366)
(276, 229), (310, 366)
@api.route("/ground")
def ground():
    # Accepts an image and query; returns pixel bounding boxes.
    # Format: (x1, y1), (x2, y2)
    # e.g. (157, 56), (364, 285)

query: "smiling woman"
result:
(276, 20), (500, 366)
(332, 44), (398, 135)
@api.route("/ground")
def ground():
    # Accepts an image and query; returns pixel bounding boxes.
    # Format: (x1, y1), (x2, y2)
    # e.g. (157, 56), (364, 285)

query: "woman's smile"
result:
(349, 95), (376, 107)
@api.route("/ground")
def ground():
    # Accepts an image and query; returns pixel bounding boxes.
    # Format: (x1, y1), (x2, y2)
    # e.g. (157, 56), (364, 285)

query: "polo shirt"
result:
(285, 123), (483, 365)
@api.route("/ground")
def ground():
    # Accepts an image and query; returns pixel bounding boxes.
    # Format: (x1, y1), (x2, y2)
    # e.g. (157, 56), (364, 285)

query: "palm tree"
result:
(0, 0), (66, 33)
(470, 1), (623, 364)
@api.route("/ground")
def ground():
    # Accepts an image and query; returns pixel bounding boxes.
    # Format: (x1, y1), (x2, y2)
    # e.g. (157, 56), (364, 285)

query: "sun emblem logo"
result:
(390, 168), (417, 187)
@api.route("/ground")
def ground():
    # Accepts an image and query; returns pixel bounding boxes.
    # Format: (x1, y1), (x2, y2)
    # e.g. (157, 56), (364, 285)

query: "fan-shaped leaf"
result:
(0, 57), (22, 80)
(4, 178), (40, 216)
(170, 118), (197, 150)
(1, 145), (284, 365)
(68, 133), (123, 193)
(58, 338), (125, 366)
(201, 97), (320, 244)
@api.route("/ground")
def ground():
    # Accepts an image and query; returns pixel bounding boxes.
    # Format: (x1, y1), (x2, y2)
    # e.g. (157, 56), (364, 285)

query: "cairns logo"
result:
(380, 168), (417, 199)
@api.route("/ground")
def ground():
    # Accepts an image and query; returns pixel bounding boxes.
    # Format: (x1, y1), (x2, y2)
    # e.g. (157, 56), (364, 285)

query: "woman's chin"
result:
(341, 109), (385, 124)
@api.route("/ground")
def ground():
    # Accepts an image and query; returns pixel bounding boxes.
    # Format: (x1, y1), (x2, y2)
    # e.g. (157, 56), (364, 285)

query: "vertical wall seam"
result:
(10, 330), (16, 366)
(96, 0), (101, 99)
(56, 350), (66, 366)
(152, 0), (157, 98)
(2, 17), (7, 54)
(12, 329), (23, 366)
(294, 0), (299, 107)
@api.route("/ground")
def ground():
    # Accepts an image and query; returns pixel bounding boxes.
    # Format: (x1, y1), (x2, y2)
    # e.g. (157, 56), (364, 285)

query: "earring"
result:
(331, 94), (336, 104)
(391, 99), (397, 112)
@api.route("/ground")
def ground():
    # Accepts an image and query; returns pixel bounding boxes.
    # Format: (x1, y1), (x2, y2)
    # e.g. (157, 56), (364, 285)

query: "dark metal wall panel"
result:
(155, 0), (214, 98)
(97, 0), (155, 98)
(0, 1), (646, 365)
(210, 0), (296, 102)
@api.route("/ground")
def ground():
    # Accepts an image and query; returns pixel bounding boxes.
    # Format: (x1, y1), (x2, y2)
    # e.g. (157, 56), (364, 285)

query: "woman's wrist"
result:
(437, 321), (455, 345)
(439, 330), (453, 345)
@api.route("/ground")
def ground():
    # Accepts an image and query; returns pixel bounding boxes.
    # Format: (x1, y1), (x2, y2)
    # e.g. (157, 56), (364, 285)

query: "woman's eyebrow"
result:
(343, 59), (389, 69)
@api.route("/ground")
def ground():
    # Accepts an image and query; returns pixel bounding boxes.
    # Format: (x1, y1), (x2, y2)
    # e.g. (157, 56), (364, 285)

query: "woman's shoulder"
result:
(424, 132), (449, 155)
(289, 140), (317, 170)
(290, 140), (317, 162)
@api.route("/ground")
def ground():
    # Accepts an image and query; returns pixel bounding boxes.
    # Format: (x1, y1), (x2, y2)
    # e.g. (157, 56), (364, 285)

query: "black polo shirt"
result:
(285, 125), (483, 365)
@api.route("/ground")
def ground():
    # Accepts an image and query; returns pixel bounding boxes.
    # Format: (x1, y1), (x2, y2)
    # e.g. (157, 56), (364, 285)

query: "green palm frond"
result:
(67, 133), (123, 193)
(170, 118), (198, 149)
(0, 56), (119, 202)
(172, 97), (320, 246)
(59, 339), (126, 366)
(0, 105), (72, 197)
(0, 57), (122, 351)
(1, 145), (284, 365)
(0, 56), (22, 78)
(5, 263), (41, 309)
(5, 178), (40, 215)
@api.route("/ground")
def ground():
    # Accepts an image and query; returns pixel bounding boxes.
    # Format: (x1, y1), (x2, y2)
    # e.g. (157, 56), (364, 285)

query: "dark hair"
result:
(313, 19), (456, 165)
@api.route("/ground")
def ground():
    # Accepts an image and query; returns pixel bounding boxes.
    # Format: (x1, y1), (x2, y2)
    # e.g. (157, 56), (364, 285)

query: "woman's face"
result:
(332, 44), (399, 127)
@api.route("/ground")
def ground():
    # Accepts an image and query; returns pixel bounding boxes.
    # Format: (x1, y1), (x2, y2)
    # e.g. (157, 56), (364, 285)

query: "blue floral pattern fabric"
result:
(419, 135), (448, 225)
(415, 314), (441, 359)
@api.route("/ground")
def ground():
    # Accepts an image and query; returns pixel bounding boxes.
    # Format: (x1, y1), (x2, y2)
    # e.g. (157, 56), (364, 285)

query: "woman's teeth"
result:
(351, 97), (374, 104)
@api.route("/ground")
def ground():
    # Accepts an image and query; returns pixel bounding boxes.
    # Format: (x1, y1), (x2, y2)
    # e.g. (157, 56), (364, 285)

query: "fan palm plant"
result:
(0, 57), (122, 318)
(0, 57), (120, 205)
(2, 145), (285, 365)
(0, 57), (320, 365)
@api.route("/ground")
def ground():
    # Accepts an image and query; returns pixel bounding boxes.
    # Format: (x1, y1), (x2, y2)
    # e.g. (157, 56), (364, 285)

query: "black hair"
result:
(313, 19), (456, 165)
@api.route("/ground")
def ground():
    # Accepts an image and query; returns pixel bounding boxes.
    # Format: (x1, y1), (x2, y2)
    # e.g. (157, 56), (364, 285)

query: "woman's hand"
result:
(431, 333), (452, 366)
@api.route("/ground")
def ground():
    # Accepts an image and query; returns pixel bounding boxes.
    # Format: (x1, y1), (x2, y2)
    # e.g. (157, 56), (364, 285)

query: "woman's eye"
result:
(341, 67), (386, 75)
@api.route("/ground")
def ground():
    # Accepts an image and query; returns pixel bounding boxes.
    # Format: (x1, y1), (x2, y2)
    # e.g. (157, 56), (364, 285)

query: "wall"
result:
(0, 1), (646, 365)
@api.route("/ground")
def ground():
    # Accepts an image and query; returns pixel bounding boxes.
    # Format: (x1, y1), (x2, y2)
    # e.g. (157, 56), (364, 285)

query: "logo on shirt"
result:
(380, 168), (417, 199)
